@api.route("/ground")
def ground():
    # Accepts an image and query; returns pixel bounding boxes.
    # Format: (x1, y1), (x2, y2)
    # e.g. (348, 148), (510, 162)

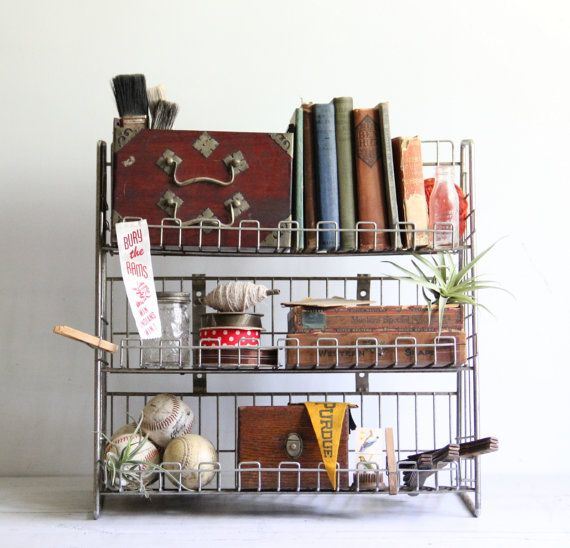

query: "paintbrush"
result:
(111, 74), (149, 128)
(147, 84), (166, 121)
(151, 99), (179, 130)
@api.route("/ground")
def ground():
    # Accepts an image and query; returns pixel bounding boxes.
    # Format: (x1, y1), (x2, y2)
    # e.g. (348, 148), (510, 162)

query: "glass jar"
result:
(141, 292), (191, 367)
(429, 166), (459, 248)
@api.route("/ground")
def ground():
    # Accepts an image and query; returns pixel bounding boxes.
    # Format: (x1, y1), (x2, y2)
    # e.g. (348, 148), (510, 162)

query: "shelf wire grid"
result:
(93, 139), (480, 515)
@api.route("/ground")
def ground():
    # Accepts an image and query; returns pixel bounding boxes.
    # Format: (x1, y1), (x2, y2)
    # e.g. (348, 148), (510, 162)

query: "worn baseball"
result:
(141, 394), (194, 448)
(110, 423), (136, 439)
(105, 433), (160, 488)
(163, 434), (218, 490)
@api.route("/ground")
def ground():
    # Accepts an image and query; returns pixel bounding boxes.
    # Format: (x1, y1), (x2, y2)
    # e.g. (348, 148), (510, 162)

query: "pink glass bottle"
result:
(429, 166), (459, 248)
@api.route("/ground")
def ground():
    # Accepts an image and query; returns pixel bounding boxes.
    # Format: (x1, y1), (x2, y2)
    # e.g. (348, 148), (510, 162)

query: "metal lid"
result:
(156, 291), (191, 303)
(201, 312), (263, 329)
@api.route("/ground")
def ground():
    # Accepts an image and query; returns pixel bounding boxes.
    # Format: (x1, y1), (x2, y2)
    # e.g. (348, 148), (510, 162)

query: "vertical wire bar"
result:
(216, 395), (220, 461)
(234, 395), (238, 489)
(271, 278), (276, 346)
(432, 394), (437, 449)
(93, 141), (105, 519)
(396, 394), (401, 462)
(109, 281), (114, 369)
(414, 393), (419, 454)
(198, 397), (202, 435)
(110, 396), (114, 435)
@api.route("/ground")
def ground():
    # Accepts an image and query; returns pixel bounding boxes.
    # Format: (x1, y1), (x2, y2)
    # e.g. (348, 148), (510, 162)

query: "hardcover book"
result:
(313, 103), (340, 251)
(392, 136), (429, 248)
(353, 109), (390, 251)
(302, 104), (318, 252)
(377, 102), (402, 249)
(293, 108), (304, 250)
(333, 97), (357, 251)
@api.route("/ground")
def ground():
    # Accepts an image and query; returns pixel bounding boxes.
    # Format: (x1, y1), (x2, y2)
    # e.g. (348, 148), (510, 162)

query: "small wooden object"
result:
(53, 325), (118, 353)
(238, 405), (350, 491)
(385, 427), (398, 495)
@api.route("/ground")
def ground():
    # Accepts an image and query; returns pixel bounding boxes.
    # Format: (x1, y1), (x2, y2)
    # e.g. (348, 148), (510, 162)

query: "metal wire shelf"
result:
(93, 138), (481, 518)
(100, 459), (470, 496)
(106, 335), (468, 373)
(103, 221), (469, 257)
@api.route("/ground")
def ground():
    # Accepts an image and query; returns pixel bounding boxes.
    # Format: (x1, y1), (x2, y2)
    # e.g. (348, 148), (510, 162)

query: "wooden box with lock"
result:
(111, 121), (294, 249)
(237, 405), (350, 491)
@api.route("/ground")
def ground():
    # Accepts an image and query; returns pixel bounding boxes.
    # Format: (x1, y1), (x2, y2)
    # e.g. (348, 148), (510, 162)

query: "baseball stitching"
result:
(142, 394), (180, 432)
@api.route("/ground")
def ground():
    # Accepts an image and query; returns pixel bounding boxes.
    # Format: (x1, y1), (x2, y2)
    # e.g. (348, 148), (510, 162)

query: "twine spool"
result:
(201, 282), (280, 312)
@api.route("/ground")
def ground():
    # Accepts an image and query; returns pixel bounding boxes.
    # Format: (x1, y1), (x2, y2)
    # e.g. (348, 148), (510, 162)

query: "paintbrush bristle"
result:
(111, 74), (149, 117)
(151, 100), (179, 130)
(147, 85), (167, 119)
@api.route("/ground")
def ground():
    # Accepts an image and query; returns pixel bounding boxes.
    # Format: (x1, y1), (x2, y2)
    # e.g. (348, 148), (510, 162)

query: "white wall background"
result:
(1, 0), (568, 478)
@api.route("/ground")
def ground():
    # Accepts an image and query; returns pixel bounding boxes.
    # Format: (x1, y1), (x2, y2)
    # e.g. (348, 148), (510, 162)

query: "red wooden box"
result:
(237, 405), (350, 491)
(112, 122), (294, 249)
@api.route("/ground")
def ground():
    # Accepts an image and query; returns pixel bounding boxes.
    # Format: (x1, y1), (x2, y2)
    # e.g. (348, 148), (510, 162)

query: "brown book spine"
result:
(288, 305), (463, 334)
(392, 136), (429, 248)
(353, 109), (390, 251)
(285, 330), (467, 369)
(302, 104), (317, 252)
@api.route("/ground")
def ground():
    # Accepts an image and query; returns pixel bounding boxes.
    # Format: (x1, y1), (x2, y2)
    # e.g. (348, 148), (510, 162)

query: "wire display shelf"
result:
(107, 336), (468, 372)
(100, 460), (469, 495)
(92, 138), (481, 518)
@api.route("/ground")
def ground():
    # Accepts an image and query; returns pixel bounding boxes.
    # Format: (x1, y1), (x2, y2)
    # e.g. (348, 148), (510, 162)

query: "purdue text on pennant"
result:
(116, 220), (162, 339)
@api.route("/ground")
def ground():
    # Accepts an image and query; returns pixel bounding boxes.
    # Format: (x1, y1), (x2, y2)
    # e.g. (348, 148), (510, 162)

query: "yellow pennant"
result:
(304, 402), (348, 489)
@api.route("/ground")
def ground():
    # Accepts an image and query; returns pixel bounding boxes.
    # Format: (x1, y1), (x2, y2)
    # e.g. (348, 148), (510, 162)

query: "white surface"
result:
(1, 0), (569, 477)
(0, 476), (568, 547)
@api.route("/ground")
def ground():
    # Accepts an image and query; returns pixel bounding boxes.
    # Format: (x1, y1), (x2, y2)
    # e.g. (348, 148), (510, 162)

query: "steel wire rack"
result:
(93, 138), (481, 518)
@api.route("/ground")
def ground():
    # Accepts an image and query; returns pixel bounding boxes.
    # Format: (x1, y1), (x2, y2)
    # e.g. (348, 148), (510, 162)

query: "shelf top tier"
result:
(97, 139), (474, 258)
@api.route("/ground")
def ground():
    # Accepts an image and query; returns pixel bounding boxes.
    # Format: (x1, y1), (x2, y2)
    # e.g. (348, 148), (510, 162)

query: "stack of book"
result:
(289, 99), (429, 252)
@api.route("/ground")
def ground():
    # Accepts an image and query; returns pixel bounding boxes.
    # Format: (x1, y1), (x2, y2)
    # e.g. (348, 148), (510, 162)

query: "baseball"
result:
(105, 433), (160, 489)
(141, 394), (194, 448)
(110, 423), (136, 438)
(163, 434), (218, 490)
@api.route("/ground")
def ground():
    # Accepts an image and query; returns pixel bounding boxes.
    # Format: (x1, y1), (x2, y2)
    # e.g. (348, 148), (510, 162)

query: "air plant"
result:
(102, 413), (159, 495)
(383, 243), (506, 334)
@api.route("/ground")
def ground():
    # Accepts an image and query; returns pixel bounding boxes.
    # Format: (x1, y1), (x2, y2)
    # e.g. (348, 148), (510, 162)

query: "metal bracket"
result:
(357, 273), (371, 301)
(356, 274), (371, 392)
(355, 372), (369, 393)
(192, 275), (207, 393)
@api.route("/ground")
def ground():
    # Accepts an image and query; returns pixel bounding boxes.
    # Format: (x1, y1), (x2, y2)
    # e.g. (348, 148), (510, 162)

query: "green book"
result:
(377, 102), (402, 250)
(293, 107), (304, 250)
(333, 97), (357, 251)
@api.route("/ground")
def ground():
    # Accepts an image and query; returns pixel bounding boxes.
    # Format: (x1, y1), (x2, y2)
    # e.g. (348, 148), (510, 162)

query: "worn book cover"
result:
(293, 107), (304, 250)
(392, 136), (429, 248)
(377, 102), (402, 249)
(302, 103), (317, 252)
(333, 97), (357, 251)
(314, 103), (340, 251)
(353, 109), (390, 251)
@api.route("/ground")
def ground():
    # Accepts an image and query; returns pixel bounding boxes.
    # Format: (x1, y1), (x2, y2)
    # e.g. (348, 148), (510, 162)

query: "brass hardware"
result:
(156, 149), (247, 188)
(270, 132), (294, 157)
(193, 132), (219, 158)
(157, 190), (184, 217)
(157, 191), (248, 229)
(224, 192), (249, 217)
(285, 433), (303, 458)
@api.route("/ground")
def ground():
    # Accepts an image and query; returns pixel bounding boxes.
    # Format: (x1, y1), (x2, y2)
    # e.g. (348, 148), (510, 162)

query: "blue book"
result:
(313, 103), (340, 251)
